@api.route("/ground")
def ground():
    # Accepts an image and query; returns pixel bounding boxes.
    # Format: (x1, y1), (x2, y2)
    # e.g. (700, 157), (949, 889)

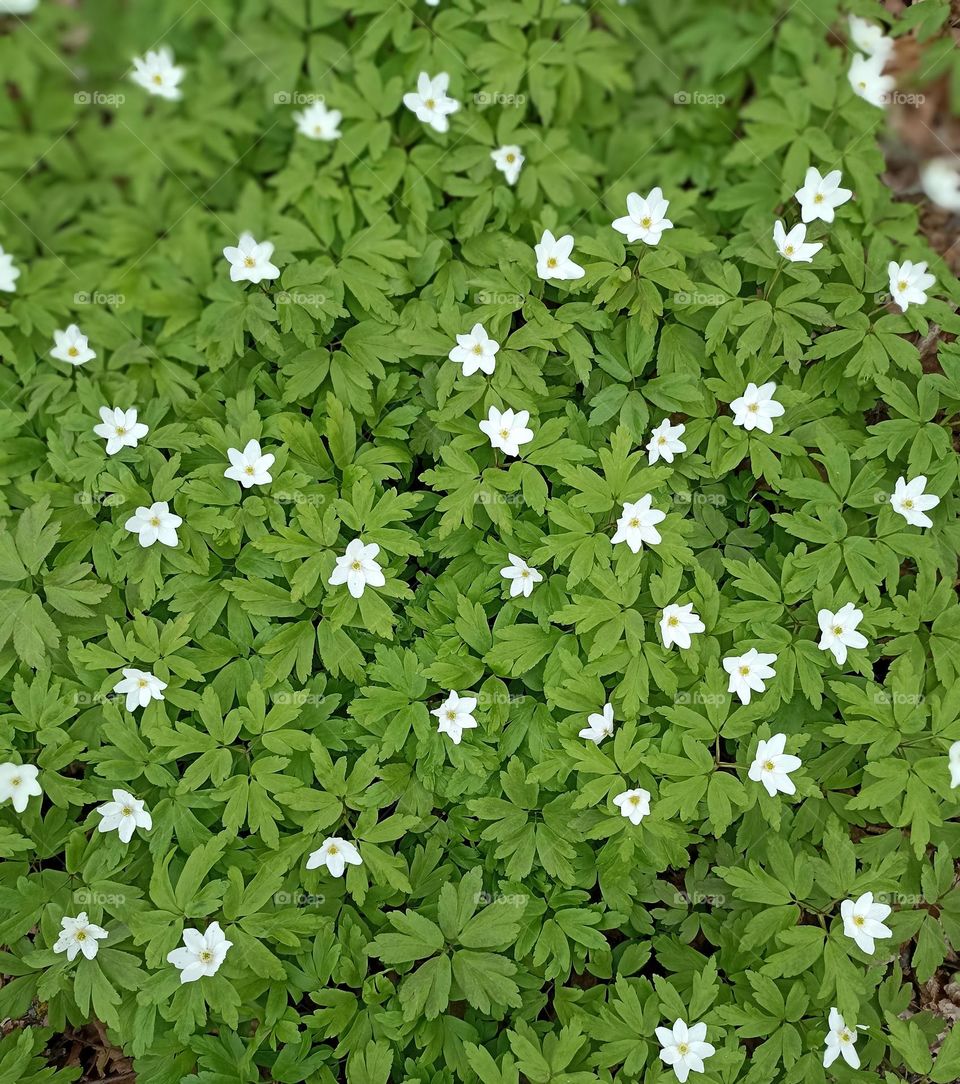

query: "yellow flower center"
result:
(446, 709), (457, 720)
(76, 930), (87, 941)
(547, 257), (557, 268)
(472, 344), (483, 355)
(641, 216), (652, 228)
(350, 560), (362, 570)
(68, 346), (79, 356)
(499, 428), (509, 439)
(425, 99), (436, 110)
(628, 517), (639, 528)
(244, 465), (255, 475)
(629, 794), (640, 805)
(11, 776), (20, 787)
(244, 257), (255, 267)
(199, 950), (212, 961)
(853, 915), (865, 927)
(149, 516), (160, 527)
(153, 74), (163, 85)
(833, 625), (843, 635)
(668, 616), (679, 627)
(764, 760), (775, 772)
(122, 806), (133, 816)
(739, 665), (750, 676)
(898, 280), (907, 291)
(784, 245), (794, 255)
(506, 153), (515, 163)
(814, 194), (823, 203)
(327, 844), (338, 854)
(748, 402), (759, 412)
(677, 1043), (689, 1056)
(903, 498), (914, 509)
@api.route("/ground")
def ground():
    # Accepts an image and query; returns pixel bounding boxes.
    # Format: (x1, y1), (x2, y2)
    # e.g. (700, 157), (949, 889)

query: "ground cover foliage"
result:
(2, 0), (960, 1081)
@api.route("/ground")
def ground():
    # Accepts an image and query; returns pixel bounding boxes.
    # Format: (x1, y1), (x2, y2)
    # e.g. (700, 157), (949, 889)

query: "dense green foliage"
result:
(2, 1), (960, 1081)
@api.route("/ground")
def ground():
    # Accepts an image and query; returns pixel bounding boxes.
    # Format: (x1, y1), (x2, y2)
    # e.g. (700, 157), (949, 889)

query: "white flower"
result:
(51, 324), (95, 366)
(611, 495), (666, 553)
(890, 475), (939, 528)
(579, 703), (614, 744)
(224, 438), (275, 489)
(402, 72), (459, 133)
(491, 145), (524, 185)
(823, 1007), (863, 1070)
(611, 187), (673, 245)
(95, 789), (152, 844)
(0, 1), (40, 13)
(613, 787), (651, 825)
(730, 381), (785, 434)
(723, 649), (777, 704)
(448, 323), (499, 376)
(130, 47), (184, 101)
(535, 229), (585, 281)
(293, 100), (341, 141)
(0, 762), (41, 813)
(500, 553), (543, 598)
(748, 734), (802, 797)
(53, 913), (108, 962)
(888, 259), (936, 312)
(167, 922), (232, 984)
(656, 1019), (716, 1084)
(848, 52), (895, 108)
(773, 220), (822, 263)
(660, 603), (705, 650)
(124, 501), (182, 548)
(841, 891), (892, 954)
(433, 689), (478, 741)
(479, 406), (534, 457)
(328, 538), (385, 599)
(921, 158), (960, 213)
(817, 603), (868, 665)
(306, 836), (363, 877)
(848, 15), (893, 61)
(93, 407), (148, 455)
(794, 167), (852, 224)
(0, 244), (20, 292)
(949, 741), (960, 789)
(646, 419), (686, 465)
(113, 668), (167, 712)
(432, 691), (478, 745)
(223, 232), (279, 284)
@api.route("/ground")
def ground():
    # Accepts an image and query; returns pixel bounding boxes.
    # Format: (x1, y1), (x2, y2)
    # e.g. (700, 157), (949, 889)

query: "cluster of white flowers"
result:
(0, 18), (950, 1028)
(846, 15), (895, 108)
